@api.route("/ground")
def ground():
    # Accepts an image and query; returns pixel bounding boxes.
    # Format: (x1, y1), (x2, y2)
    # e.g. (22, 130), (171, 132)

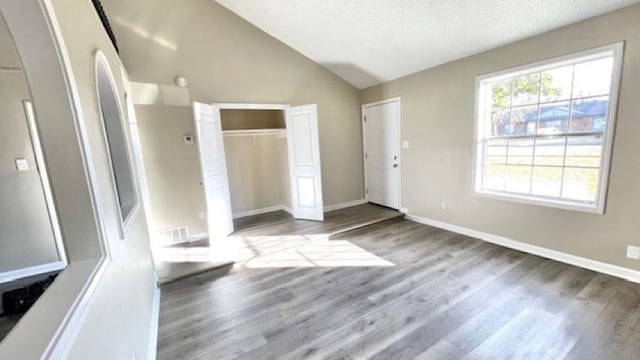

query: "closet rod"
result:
(222, 129), (286, 137)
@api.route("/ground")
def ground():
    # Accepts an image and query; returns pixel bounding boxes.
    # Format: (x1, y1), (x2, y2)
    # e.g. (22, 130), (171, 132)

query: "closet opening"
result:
(191, 102), (324, 256)
(221, 109), (291, 220)
(150, 102), (323, 282)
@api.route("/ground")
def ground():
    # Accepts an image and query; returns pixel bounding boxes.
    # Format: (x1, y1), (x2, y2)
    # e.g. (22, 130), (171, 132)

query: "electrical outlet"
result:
(440, 201), (447, 211)
(626, 245), (640, 260)
(15, 158), (28, 171)
(198, 211), (206, 220)
(402, 140), (410, 149)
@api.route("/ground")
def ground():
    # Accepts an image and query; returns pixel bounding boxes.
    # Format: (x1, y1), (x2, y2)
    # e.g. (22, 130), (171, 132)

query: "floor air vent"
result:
(159, 226), (190, 247)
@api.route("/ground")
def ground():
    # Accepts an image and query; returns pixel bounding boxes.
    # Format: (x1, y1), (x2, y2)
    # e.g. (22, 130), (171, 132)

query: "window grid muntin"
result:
(478, 51), (614, 205)
(527, 73), (545, 195)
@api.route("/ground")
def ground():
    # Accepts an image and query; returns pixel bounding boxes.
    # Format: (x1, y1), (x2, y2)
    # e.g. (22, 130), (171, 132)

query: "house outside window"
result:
(473, 43), (623, 213)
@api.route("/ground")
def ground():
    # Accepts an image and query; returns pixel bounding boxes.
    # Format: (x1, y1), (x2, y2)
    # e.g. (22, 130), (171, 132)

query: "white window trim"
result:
(472, 42), (625, 214)
(94, 51), (140, 237)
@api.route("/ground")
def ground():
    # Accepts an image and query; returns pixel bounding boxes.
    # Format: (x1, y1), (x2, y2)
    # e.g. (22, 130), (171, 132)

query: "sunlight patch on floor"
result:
(153, 246), (221, 263)
(230, 234), (395, 268)
(153, 234), (394, 268)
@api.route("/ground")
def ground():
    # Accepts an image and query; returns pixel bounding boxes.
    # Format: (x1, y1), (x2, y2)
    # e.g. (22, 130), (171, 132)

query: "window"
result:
(473, 43), (623, 213)
(96, 52), (138, 226)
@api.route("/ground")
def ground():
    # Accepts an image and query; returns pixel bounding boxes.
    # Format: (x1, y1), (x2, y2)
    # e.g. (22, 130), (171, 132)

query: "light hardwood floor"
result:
(157, 205), (640, 359)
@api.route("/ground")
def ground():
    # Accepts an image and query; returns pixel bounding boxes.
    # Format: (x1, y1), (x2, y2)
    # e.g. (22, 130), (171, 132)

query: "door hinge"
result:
(366, 188), (369, 195)
(364, 116), (367, 122)
(365, 152), (368, 159)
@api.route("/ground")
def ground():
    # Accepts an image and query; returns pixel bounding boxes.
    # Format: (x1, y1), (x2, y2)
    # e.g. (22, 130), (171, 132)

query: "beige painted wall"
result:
(0, 70), (61, 274)
(360, 5), (640, 271)
(225, 134), (290, 214)
(135, 104), (208, 236)
(1, 16), (62, 273)
(102, 0), (365, 212)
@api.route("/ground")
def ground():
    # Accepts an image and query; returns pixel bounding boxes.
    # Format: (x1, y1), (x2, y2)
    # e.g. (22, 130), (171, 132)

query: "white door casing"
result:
(286, 104), (324, 221)
(363, 98), (401, 209)
(193, 102), (234, 239)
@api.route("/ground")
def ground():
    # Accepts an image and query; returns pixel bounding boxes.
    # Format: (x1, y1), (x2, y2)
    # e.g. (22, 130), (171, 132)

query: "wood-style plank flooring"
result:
(157, 205), (640, 360)
(154, 204), (403, 284)
(230, 205), (404, 268)
(154, 238), (234, 285)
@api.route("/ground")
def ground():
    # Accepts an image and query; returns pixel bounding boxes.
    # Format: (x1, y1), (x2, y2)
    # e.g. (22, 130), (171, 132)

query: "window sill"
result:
(472, 189), (604, 215)
(0, 257), (107, 358)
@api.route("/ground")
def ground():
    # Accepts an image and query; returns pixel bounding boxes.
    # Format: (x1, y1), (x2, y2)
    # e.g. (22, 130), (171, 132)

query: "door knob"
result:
(393, 164), (398, 168)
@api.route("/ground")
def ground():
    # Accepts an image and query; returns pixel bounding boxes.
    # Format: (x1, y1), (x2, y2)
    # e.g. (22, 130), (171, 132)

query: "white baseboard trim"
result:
(189, 232), (208, 242)
(147, 284), (161, 360)
(324, 199), (368, 212)
(232, 205), (286, 219)
(282, 206), (293, 215)
(0, 260), (66, 284)
(405, 212), (640, 284)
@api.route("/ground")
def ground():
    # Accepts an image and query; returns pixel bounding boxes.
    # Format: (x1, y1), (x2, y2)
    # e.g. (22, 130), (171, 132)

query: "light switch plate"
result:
(184, 135), (194, 145)
(15, 158), (28, 171)
(626, 245), (640, 260)
(402, 140), (410, 149)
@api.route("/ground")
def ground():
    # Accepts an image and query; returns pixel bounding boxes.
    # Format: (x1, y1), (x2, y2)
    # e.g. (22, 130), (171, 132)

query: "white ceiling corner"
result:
(214, 0), (639, 89)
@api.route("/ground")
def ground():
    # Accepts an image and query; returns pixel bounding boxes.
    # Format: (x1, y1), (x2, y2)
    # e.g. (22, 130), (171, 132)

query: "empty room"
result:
(1, 0), (640, 359)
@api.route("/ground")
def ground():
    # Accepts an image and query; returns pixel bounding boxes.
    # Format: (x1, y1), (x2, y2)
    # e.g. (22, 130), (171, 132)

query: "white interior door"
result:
(363, 99), (401, 209)
(193, 102), (234, 239)
(286, 104), (324, 221)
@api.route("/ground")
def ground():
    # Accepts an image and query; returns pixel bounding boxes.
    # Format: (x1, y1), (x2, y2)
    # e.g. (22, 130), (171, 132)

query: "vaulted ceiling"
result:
(215, 0), (639, 89)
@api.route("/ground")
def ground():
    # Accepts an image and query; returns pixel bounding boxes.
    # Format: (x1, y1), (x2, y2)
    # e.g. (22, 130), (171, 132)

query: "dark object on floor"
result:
(2, 274), (58, 315)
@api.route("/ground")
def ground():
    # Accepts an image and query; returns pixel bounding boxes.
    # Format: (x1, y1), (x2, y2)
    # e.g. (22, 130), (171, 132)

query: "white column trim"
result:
(147, 284), (161, 360)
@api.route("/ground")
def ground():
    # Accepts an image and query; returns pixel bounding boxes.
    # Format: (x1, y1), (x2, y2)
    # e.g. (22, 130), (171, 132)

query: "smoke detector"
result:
(175, 76), (188, 88)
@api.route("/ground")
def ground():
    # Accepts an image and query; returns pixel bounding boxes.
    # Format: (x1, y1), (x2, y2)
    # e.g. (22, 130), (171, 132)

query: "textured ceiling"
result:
(214, 0), (639, 89)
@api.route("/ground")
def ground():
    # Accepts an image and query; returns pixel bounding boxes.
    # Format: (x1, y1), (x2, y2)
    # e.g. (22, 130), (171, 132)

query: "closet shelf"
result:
(222, 129), (286, 137)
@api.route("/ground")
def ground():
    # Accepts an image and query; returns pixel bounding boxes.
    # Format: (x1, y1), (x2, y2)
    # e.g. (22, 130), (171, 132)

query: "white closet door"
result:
(286, 104), (324, 221)
(193, 102), (234, 239)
